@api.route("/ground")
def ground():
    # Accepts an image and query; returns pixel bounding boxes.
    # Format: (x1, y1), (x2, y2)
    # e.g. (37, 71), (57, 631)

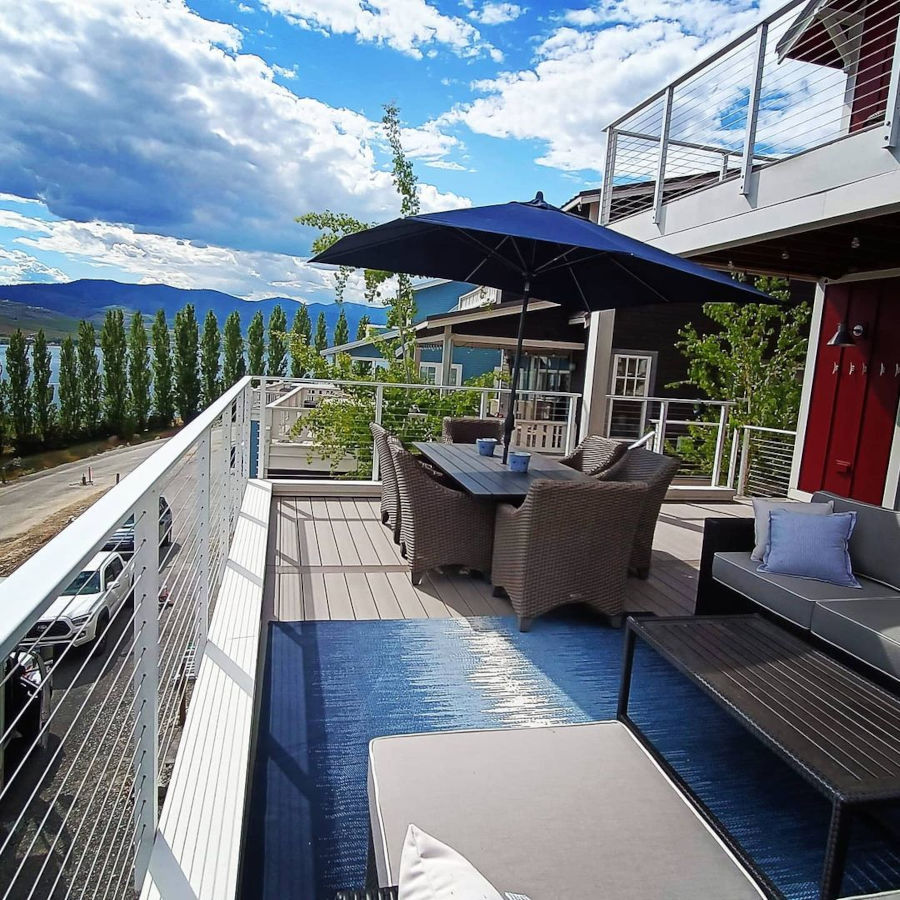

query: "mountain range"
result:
(0, 279), (387, 341)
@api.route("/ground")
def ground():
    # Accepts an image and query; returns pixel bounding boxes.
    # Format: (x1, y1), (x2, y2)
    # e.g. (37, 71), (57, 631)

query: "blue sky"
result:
(0, 0), (771, 304)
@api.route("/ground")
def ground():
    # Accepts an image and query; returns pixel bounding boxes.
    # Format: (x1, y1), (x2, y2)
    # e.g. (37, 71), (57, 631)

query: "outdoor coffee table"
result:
(618, 614), (900, 900)
(413, 441), (593, 502)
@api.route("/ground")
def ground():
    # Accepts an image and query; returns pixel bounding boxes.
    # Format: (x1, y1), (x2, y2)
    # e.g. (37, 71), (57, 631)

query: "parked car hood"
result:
(40, 591), (103, 622)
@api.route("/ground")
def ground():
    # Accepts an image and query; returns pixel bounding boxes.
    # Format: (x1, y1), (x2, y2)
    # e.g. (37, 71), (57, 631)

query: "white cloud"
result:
(0, 0), (466, 262)
(452, 0), (777, 173)
(0, 248), (68, 285)
(424, 160), (470, 171)
(259, 0), (499, 60)
(470, 3), (524, 25)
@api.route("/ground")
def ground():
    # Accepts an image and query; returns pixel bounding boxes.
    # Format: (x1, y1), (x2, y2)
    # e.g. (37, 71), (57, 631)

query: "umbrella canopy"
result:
(311, 192), (771, 460)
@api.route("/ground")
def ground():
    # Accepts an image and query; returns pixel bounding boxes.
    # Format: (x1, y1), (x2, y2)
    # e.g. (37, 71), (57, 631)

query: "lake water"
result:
(0, 344), (63, 384)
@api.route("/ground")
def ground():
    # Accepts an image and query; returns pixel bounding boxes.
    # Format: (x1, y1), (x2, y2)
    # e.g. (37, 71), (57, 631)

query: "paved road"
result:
(0, 440), (169, 541)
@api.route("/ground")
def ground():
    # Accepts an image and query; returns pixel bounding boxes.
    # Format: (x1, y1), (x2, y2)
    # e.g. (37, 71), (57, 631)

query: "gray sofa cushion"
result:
(712, 552), (899, 629)
(368, 720), (764, 899)
(812, 599), (900, 681)
(812, 492), (900, 589)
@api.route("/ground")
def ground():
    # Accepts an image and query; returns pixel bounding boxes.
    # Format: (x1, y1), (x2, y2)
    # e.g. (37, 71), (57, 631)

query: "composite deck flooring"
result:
(265, 495), (753, 622)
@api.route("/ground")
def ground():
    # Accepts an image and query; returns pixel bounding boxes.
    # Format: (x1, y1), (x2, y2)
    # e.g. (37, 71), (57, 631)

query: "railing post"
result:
(132, 487), (160, 888)
(373, 383), (384, 480)
(257, 378), (269, 479)
(882, 14), (900, 148)
(196, 430), (210, 652)
(726, 426), (739, 489)
(599, 129), (617, 225)
(242, 381), (252, 481)
(218, 415), (229, 565)
(564, 396), (578, 455)
(479, 390), (488, 418)
(655, 401), (669, 454)
(711, 404), (729, 487)
(652, 87), (674, 224)
(740, 22), (767, 196)
(737, 426), (752, 497)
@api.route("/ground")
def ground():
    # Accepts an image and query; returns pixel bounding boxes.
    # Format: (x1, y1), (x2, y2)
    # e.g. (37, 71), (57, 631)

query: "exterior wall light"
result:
(827, 321), (866, 347)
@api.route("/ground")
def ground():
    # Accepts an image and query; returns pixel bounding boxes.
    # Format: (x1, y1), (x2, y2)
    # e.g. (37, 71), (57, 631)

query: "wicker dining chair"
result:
(370, 422), (402, 543)
(441, 416), (503, 444)
(492, 479), (648, 631)
(597, 447), (680, 579)
(390, 442), (494, 585)
(559, 434), (627, 476)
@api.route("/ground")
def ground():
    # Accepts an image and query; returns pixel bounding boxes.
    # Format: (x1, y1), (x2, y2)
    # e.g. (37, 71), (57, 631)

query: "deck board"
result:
(267, 494), (753, 623)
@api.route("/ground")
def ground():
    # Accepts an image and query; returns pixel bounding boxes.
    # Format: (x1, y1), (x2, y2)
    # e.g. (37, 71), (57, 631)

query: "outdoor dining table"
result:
(413, 441), (595, 503)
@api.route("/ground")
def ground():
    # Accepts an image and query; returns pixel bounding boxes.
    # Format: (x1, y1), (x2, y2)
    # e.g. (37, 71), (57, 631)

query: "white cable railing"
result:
(603, 395), (736, 487)
(0, 376), (254, 898)
(727, 424), (798, 498)
(259, 377), (581, 479)
(601, 0), (900, 224)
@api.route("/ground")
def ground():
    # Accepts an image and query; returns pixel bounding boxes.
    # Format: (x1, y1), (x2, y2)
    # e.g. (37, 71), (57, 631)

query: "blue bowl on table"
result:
(509, 451), (531, 473)
(476, 438), (498, 457)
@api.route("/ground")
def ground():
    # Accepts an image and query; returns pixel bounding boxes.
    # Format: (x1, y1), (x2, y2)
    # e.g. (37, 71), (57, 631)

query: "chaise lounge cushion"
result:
(712, 552), (900, 629)
(368, 720), (764, 899)
(812, 599), (900, 681)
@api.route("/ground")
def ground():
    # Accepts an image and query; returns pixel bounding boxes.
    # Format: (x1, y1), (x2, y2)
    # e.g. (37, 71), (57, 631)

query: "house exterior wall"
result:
(797, 275), (900, 506)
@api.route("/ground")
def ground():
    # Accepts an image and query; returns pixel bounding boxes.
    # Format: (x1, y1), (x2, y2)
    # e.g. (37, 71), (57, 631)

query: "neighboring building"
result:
(321, 279), (502, 386)
(594, 0), (900, 508)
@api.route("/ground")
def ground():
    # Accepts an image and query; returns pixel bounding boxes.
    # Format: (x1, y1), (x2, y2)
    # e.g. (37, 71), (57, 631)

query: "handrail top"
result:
(604, 394), (738, 406)
(605, 0), (808, 132)
(263, 376), (582, 405)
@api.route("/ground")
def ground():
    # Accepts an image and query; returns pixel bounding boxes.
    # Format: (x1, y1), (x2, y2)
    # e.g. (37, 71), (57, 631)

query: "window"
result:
(61, 570), (102, 596)
(608, 352), (654, 439)
(419, 362), (462, 386)
(105, 557), (123, 583)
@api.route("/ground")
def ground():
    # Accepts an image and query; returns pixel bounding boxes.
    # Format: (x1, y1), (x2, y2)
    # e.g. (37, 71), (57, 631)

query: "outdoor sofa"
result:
(363, 720), (767, 899)
(697, 491), (900, 683)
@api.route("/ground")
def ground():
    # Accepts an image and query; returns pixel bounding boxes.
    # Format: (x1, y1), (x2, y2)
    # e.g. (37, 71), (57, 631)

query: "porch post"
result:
(882, 14), (900, 148)
(579, 310), (615, 442)
(440, 326), (453, 387)
(599, 129), (617, 225)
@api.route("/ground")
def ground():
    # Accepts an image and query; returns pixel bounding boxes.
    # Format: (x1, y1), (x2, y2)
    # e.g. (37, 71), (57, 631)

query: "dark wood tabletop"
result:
(619, 613), (900, 900)
(412, 441), (593, 501)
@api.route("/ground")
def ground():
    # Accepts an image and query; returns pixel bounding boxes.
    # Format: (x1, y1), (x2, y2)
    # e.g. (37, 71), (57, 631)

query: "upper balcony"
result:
(600, 0), (900, 274)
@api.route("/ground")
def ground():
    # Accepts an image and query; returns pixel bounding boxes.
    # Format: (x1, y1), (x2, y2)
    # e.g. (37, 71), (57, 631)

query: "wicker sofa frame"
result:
(441, 416), (503, 444)
(559, 434), (626, 476)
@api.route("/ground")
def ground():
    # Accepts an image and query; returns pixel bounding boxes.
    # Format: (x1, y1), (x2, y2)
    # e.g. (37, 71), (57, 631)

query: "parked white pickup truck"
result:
(22, 551), (132, 653)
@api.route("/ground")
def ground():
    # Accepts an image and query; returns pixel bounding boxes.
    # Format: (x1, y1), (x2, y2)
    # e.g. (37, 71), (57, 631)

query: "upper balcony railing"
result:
(601, 0), (900, 225)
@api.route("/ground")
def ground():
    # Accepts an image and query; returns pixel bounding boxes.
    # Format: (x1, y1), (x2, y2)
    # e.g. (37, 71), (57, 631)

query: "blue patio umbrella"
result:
(311, 192), (770, 462)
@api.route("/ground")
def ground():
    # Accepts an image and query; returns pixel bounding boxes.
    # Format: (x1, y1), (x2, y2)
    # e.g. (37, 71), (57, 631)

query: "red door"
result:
(798, 278), (900, 504)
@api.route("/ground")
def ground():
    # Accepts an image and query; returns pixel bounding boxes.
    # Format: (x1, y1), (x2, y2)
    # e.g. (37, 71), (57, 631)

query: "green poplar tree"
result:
(200, 310), (222, 407)
(223, 311), (245, 386)
(151, 309), (175, 426)
(0, 380), (7, 452)
(289, 305), (311, 377)
(128, 311), (151, 431)
(267, 305), (287, 376)
(333, 308), (349, 347)
(174, 303), (201, 423)
(355, 314), (371, 341)
(58, 336), (80, 439)
(31, 329), (55, 442)
(247, 310), (265, 376)
(100, 308), (129, 436)
(77, 321), (101, 435)
(6, 329), (31, 449)
(314, 312), (328, 352)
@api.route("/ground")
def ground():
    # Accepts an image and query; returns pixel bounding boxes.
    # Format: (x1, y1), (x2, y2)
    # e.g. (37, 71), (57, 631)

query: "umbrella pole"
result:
(502, 278), (531, 465)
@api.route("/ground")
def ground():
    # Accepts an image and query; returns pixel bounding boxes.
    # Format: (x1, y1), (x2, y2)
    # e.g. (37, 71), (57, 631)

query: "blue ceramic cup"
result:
(476, 437), (498, 457)
(509, 451), (531, 473)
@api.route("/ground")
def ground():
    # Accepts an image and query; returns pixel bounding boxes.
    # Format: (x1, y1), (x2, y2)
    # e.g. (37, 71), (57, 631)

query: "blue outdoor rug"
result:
(241, 615), (900, 900)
